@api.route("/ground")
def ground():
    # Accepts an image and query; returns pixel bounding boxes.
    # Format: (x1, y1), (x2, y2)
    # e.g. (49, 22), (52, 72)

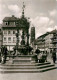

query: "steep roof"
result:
(3, 15), (19, 21)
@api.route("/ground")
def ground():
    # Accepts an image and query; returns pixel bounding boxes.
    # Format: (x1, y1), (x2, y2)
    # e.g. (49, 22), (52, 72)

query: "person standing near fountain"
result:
(4, 45), (8, 63)
(1, 45), (8, 64)
(52, 49), (56, 64)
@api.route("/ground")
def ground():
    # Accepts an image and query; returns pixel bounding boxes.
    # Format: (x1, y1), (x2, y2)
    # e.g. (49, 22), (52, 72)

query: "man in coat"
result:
(52, 49), (56, 64)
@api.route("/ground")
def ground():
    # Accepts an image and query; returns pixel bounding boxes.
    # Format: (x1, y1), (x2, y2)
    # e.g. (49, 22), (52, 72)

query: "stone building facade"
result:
(2, 14), (30, 51)
(35, 30), (57, 53)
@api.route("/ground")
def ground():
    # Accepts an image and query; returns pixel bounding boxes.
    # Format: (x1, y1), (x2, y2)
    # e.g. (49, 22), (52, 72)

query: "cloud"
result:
(49, 20), (54, 26)
(0, 4), (6, 13)
(30, 16), (49, 30)
(47, 25), (57, 32)
(8, 4), (22, 18)
(0, 4), (10, 23)
(30, 16), (57, 38)
(30, 16), (50, 38)
(8, 5), (20, 13)
(54, 26), (57, 29)
(49, 9), (57, 17)
(48, 20), (55, 28)
(47, 27), (53, 32)
(49, 9), (57, 26)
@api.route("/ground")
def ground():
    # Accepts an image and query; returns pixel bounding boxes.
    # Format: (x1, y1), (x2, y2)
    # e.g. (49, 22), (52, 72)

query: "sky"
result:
(0, 0), (57, 38)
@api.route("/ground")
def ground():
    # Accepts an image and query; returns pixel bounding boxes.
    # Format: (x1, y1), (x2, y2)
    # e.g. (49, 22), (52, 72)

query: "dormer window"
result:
(6, 22), (8, 25)
(14, 22), (16, 25)
(5, 22), (9, 25)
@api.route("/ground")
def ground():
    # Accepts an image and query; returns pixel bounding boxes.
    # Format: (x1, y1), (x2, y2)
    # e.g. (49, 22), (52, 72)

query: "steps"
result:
(0, 62), (56, 73)
(7, 55), (36, 64)
(0, 55), (56, 73)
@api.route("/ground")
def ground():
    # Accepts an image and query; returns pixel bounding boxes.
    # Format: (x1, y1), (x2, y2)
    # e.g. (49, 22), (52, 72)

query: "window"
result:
(13, 31), (15, 34)
(13, 37), (16, 43)
(4, 37), (6, 41)
(5, 22), (9, 25)
(14, 22), (16, 25)
(3, 30), (7, 34)
(8, 37), (11, 41)
(6, 22), (8, 25)
(8, 22), (10, 25)
(8, 31), (11, 34)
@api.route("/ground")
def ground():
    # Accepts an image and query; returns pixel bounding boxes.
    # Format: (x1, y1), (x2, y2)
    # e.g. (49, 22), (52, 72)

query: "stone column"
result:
(27, 29), (29, 46)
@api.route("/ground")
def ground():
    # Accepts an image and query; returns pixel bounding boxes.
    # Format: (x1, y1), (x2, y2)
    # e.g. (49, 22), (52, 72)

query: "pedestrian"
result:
(35, 48), (40, 55)
(52, 49), (56, 64)
(41, 52), (46, 63)
(45, 51), (48, 62)
(1, 45), (8, 64)
(4, 45), (8, 63)
(1, 46), (5, 64)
